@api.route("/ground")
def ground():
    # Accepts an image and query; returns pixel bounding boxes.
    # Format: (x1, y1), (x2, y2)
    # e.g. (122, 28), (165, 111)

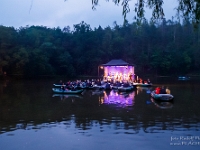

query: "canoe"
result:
(151, 90), (174, 101)
(52, 88), (84, 94)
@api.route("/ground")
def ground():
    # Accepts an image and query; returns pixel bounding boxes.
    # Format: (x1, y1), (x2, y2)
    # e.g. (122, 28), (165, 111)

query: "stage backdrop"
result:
(100, 59), (134, 81)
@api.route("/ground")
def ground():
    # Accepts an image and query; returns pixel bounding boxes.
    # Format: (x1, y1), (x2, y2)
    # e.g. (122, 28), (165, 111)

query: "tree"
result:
(0, 26), (17, 75)
(11, 48), (29, 74)
(90, 0), (200, 25)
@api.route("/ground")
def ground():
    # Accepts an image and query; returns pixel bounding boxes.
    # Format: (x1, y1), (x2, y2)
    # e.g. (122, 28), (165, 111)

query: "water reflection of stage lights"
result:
(99, 90), (135, 107)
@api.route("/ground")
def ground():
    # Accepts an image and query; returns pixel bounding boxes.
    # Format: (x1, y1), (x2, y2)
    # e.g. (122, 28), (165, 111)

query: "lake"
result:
(0, 77), (200, 150)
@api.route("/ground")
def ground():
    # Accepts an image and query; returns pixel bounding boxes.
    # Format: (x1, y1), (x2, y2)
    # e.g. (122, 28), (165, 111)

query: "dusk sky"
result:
(0, 0), (178, 30)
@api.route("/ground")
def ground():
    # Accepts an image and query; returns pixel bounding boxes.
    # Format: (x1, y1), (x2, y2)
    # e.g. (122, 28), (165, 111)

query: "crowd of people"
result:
(56, 75), (153, 92)
(58, 79), (107, 91)
(104, 73), (151, 85)
(57, 78), (141, 90)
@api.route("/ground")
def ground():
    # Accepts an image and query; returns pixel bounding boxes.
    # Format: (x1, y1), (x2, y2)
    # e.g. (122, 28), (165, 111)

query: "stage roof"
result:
(101, 59), (133, 66)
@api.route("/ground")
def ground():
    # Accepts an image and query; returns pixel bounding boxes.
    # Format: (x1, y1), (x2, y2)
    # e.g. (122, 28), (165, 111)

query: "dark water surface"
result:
(0, 77), (200, 150)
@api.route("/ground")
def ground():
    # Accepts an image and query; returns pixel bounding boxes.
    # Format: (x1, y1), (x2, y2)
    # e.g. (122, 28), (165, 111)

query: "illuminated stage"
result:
(99, 59), (135, 82)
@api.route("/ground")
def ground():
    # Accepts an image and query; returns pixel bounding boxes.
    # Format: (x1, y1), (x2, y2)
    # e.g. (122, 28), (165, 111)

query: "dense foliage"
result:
(0, 19), (200, 77)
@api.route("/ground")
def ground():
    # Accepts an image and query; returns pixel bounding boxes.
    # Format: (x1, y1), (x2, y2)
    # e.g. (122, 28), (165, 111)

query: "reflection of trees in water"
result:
(0, 89), (200, 135)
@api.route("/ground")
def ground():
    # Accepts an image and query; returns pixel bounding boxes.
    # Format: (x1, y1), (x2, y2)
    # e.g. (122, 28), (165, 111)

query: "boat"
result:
(53, 84), (66, 87)
(111, 82), (123, 90)
(93, 83), (112, 90)
(117, 85), (135, 92)
(178, 76), (190, 81)
(52, 94), (83, 99)
(53, 83), (92, 90)
(52, 88), (84, 94)
(76, 84), (94, 90)
(133, 83), (152, 87)
(104, 84), (112, 90)
(151, 90), (174, 101)
(93, 84), (105, 90)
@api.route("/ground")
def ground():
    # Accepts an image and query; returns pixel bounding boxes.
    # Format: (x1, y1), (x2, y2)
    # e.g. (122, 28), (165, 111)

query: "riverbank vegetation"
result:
(0, 19), (200, 78)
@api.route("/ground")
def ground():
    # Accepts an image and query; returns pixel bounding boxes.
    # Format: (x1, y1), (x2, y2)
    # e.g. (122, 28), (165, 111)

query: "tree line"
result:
(0, 19), (200, 78)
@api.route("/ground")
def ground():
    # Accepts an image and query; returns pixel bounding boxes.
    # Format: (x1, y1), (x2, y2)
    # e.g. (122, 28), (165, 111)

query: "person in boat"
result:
(160, 86), (167, 94)
(166, 87), (171, 94)
(76, 80), (81, 88)
(116, 81), (121, 87)
(129, 73), (133, 82)
(104, 82), (111, 90)
(155, 87), (161, 94)
(147, 79), (151, 84)
(71, 85), (76, 91)
(123, 81), (129, 87)
(61, 83), (65, 91)
(59, 80), (63, 84)
(91, 79), (95, 86)
(65, 81), (71, 88)
(138, 78), (143, 83)
(95, 79), (101, 86)
(142, 80), (145, 84)
(101, 79), (105, 85)
(86, 81), (93, 88)
(80, 80), (85, 88)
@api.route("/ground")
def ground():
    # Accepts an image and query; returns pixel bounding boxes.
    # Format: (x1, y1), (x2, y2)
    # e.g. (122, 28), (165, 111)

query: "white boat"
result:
(151, 90), (174, 101)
